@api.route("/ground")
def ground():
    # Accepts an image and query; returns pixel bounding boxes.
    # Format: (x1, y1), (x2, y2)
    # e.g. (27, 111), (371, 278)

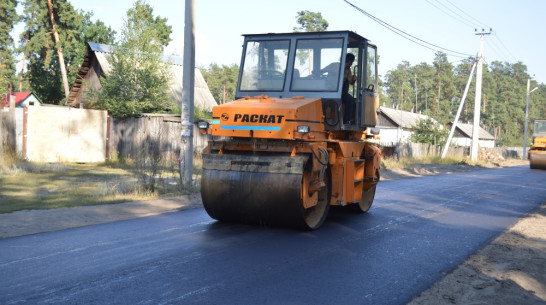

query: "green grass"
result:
(0, 159), (187, 214)
(0, 151), (486, 214)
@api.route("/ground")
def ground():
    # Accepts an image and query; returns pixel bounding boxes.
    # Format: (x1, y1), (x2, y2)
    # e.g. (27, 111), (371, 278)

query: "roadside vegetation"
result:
(0, 150), (202, 214)
(2, 146), (516, 215)
(381, 155), (476, 170)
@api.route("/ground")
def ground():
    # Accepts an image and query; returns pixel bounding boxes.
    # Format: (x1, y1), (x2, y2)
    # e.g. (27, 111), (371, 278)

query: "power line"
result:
(491, 34), (518, 62)
(486, 36), (511, 63)
(442, 0), (491, 30)
(425, 0), (475, 29)
(427, 0), (519, 64)
(343, 0), (473, 58)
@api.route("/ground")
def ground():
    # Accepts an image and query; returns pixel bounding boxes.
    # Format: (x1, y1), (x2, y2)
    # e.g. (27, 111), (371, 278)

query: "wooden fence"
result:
(0, 110), (16, 154)
(381, 143), (524, 160)
(3, 109), (525, 163)
(381, 143), (467, 159)
(109, 114), (213, 163)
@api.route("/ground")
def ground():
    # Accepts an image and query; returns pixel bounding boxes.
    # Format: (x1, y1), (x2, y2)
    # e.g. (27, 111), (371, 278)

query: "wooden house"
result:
(67, 42), (217, 111)
(376, 106), (439, 145)
(446, 122), (495, 148)
(1, 92), (42, 109)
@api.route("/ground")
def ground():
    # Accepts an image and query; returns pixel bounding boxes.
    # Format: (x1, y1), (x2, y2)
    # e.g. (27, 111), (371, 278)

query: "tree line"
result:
(201, 10), (546, 147)
(202, 51), (545, 147)
(1, 4), (544, 146)
(383, 53), (545, 146)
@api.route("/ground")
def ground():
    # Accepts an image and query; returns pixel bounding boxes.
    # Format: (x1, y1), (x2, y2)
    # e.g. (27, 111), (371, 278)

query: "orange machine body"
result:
(200, 31), (382, 229)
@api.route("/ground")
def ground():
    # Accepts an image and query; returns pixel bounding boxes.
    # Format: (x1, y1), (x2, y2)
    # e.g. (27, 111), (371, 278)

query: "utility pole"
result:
(471, 29), (491, 162)
(180, 0), (195, 188)
(414, 73), (417, 113)
(442, 62), (477, 159)
(523, 79), (538, 159)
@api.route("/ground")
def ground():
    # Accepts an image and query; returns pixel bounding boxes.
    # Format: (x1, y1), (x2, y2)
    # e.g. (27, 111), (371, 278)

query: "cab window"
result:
(290, 38), (344, 92)
(239, 40), (290, 91)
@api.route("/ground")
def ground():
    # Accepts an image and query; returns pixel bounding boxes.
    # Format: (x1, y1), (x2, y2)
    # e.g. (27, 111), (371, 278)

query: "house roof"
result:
(448, 122), (495, 140)
(68, 42), (218, 111)
(377, 106), (437, 129)
(1, 92), (40, 107)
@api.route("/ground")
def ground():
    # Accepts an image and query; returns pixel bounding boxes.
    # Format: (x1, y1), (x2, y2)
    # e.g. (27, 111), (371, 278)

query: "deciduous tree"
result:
(411, 118), (447, 146)
(95, 0), (173, 117)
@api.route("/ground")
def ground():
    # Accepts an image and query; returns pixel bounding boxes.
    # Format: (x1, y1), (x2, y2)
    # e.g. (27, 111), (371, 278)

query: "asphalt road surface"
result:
(1, 166), (545, 305)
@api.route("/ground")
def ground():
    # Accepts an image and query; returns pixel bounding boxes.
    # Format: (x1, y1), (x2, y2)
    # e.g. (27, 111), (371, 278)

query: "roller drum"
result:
(202, 169), (310, 227)
(529, 150), (546, 170)
(201, 153), (329, 229)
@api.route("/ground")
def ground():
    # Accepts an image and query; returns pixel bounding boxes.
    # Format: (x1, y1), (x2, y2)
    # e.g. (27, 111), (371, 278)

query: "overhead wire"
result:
(486, 36), (512, 63)
(443, 0), (490, 30)
(425, 0), (475, 29)
(491, 34), (518, 62)
(429, 0), (521, 65)
(343, 0), (473, 59)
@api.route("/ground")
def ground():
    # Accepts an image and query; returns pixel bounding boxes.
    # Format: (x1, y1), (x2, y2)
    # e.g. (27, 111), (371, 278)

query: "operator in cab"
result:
(342, 53), (357, 124)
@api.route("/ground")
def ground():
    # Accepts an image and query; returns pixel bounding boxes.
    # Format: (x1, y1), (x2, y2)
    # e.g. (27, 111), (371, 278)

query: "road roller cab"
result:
(199, 31), (382, 229)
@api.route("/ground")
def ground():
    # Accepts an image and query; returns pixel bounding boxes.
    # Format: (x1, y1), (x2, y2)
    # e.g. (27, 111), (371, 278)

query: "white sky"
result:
(15, 0), (546, 84)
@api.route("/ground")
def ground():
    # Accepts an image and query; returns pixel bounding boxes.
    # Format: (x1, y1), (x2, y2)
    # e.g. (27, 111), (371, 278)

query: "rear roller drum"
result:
(355, 184), (376, 213)
(353, 169), (379, 213)
(302, 171), (330, 229)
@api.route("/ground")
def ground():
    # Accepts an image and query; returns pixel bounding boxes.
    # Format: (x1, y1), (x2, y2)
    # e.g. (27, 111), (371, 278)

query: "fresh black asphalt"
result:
(1, 165), (545, 304)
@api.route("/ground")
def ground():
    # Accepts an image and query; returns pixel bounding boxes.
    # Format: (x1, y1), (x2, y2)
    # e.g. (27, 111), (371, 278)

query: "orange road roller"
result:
(199, 31), (381, 229)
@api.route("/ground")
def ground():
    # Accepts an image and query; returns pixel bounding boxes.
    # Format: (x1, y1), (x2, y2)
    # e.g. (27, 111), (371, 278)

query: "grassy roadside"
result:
(381, 155), (480, 170)
(0, 151), (516, 215)
(0, 150), (198, 214)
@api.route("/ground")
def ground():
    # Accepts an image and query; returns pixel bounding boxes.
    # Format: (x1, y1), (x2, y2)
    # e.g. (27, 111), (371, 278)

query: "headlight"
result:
(198, 121), (209, 129)
(297, 125), (310, 134)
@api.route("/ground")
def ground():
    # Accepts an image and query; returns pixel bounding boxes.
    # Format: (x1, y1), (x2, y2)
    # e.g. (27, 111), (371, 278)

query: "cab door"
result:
(361, 44), (378, 127)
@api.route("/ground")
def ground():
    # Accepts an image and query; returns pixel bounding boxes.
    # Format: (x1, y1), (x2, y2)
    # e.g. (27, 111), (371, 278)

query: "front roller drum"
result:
(529, 150), (546, 170)
(201, 154), (329, 229)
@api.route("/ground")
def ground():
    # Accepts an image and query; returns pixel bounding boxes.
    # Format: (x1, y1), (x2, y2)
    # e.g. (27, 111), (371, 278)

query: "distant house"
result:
(1, 92), (42, 109)
(376, 106), (439, 145)
(446, 122), (495, 148)
(68, 42), (217, 111)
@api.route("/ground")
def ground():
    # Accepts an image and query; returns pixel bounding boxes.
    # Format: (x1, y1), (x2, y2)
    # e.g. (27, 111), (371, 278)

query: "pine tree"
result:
(293, 11), (329, 32)
(201, 63), (239, 104)
(19, 0), (115, 104)
(0, 0), (19, 95)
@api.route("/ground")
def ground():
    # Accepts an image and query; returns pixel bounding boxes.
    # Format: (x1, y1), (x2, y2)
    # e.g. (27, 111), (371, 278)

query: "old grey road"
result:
(1, 166), (545, 305)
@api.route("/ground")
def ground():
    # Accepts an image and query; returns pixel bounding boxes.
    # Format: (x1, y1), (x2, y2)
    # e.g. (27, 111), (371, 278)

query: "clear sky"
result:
(23, 0), (546, 84)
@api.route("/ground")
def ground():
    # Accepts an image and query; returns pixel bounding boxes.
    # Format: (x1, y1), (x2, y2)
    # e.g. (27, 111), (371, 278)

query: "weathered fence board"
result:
(1, 110), (16, 154)
(108, 114), (213, 163)
(381, 143), (467, 159)
(381, 143), (524, 160)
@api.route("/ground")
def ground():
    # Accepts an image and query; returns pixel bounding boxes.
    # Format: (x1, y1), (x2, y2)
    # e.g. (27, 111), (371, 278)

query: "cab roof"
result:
(242, 31), (373, 47)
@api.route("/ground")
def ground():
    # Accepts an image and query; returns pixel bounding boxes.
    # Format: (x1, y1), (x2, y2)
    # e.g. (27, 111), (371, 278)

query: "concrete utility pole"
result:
(414, 73), (417, 113)
(442, 61), (477, 159)
(471, 29), (491, 162)
(523, 79), (538, 160)
(180, 0), (195, 188)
